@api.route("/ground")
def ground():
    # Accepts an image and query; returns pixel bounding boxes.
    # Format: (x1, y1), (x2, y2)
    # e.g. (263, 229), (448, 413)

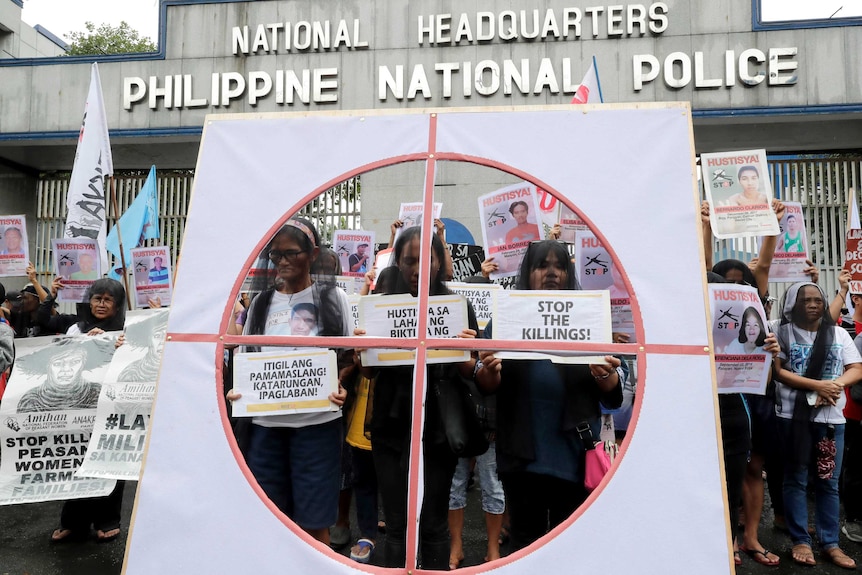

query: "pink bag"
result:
(584, 440), (617, 492)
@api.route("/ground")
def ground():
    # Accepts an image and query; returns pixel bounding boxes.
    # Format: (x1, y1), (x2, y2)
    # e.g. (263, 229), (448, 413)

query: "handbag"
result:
(584, 440), (618, 492)
(433, 366), (490, 458)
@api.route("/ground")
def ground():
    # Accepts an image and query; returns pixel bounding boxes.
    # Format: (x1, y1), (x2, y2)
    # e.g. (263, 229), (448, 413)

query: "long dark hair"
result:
(515, 240), (578, 290)
(383, 226), (450, 296)
(245, 218), (345, 338)
(712, 259), (763, 297)
(77, 278), (126, 332)
(738, 306), (767, 346)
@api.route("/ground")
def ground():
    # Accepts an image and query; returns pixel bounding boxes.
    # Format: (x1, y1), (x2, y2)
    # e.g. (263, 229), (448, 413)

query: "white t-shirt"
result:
(245, 283), (351, 428)
(775, 325), (862, 424)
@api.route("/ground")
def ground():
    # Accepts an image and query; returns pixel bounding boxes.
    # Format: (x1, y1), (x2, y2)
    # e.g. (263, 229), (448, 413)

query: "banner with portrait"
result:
(0, 336), (117, 504)
(708, 284), (771, 395)
(0, 215), (29, 277)
(477, 182), (544, 279)
(702, 149), (779, 239)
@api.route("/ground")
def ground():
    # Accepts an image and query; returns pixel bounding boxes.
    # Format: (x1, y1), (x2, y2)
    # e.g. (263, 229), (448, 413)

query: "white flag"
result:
(849, 187), (860, 230)
(571, 57), (603, 104)
(64, 63), (113, 273)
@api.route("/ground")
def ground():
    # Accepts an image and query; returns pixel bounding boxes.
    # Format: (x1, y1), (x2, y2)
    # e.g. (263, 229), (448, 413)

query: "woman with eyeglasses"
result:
(35, 278), (129, 544)
(227, 218), (351, 546)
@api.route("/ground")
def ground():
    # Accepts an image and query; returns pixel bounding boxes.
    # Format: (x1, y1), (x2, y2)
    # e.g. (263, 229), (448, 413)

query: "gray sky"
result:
(20, 0), (862, 44)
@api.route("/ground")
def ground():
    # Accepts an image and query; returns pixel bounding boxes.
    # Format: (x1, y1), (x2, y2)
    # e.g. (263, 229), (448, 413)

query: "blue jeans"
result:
(449, 442), (505, 515)
(779, 419), (845, 549)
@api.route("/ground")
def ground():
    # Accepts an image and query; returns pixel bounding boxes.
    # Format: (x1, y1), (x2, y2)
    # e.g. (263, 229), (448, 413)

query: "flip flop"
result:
(50, 528), (81, 543)
(350, 539), (375, 564)
(791, 544), (817, 566)
(740, 545), (780, 566)
(823, 547), (856, 570)
(734, 551), (742, 566)
(96, 527), (121, 543)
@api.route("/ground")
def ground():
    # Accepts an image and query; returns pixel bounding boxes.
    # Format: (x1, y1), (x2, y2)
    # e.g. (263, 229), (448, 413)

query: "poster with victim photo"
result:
(52, 238), (101, 303)
(574, 231), (634, 339)
(393, 202), (442, 244)
(0, 215), (29, 277)
(708, 284), (771, 395)
(333, 230), (375, 277)
(702, 149), (779, 239)
(132, 246), (173, 308)
(477, 182), (544, 279)
(761, 201), (810, 283)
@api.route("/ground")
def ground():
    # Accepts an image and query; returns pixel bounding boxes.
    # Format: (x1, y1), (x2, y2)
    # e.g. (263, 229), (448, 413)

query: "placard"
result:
(708, 284), (770, 395)
(131, 246), (173, 308)
(0, 215), (29, 277)
(477, 182), (544, 279)
(333, 230), (375, 277)
(763, 201), (810, 283)
(491, 289), (612, 364)
(702, 149), (779, 239)
(232, 349), (339, 417)
(358, 293), (469, 366)
(52, 238), (101, 303)
(394, 202), (442, 243)
(447, 282), (500, 331)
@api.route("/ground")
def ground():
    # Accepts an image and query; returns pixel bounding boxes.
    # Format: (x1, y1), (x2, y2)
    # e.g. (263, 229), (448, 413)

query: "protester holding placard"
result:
(773, 282), (862, 568)
(475, 240), (624, 551)
(226, 218), (351, 546)
(39, 278), (128, 544)
(354, 226), (478, 570)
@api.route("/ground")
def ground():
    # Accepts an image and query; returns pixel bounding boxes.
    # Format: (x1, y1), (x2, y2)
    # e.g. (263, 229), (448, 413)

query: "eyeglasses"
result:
(268, 249), (305, 263)
(90, 296), (115, 305)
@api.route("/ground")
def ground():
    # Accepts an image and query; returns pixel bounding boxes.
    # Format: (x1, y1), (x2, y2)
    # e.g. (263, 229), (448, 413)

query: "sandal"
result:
(96, 527), (121, 543)
(50, 528), (80, 543)
(791, 544), (817, 566)
(740, 545), (780, 566)
(823, 547), (856, 570)
(734, 551), (742, 566)
(349, 538), (375, 564)
(498, 525), (510, 546)
(330, 525), (350, 549)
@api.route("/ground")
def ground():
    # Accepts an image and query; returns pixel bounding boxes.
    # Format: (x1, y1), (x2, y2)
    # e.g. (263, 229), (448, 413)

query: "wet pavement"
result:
(2, 478), (862, 574)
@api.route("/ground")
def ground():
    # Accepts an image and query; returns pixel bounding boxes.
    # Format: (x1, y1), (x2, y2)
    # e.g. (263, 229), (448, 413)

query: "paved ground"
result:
(2, 478), (862, 574)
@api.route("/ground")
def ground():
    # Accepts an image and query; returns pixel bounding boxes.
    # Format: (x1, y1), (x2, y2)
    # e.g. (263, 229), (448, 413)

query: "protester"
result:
(226, 218), (351, 545)
(773, 282), (862, 568)
(354, 226), (478, 569)
(39, 278), (127, 543)
(476, 240), (624, 550)
(844, 284), (862, 544)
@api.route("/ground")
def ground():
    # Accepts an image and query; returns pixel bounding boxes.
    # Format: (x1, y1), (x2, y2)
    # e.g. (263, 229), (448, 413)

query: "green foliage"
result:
(65, 21), (156, 56)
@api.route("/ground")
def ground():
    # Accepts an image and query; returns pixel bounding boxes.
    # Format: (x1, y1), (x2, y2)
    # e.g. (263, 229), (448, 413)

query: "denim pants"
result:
(449, 441), (505, 515)
(779, 418), (845, 549)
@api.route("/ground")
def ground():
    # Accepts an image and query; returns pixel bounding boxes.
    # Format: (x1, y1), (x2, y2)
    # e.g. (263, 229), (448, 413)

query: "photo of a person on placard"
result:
(1, 227), (24, 255)
(148, 256), (169, 284)
(727, 165), (768, 207)
(288, 302), (318, 336)
(722, 307), (767, 354)
(780, 214), (805, 253)
(70, 253), (98, 281)
(504, 201), (541, 245)
(349, 243), (370, 274)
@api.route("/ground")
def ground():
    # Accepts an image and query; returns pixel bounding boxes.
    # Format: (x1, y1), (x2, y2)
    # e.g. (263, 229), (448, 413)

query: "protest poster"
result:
(447, 282), (500, 331)
(701, 149), (779, 239)
(232, 349), (339, 417)
(76, 310), (168, 480)
(708, 284), (770, 395)
(347, 294), (360, 331)
(847, 230), (862, 295)
(559, 204), (589, 243)
(370, 248), (393, 291)
(393, 202), (442, 243)
(491, 290), (612, 364)
(573, 232), (634, 339)
(52, 238), (101, 303)
(358, 293), (470, 366)
(241, 265), (276, 294)
(333, 275), (366, 295)
(0, 215), (29, 277)
(536, 187), (561, 229)
(0, 336), (117, 504)
(333, 230), (375, 277)
(477, 182), (544, 279)
(447, 243), (485, 281)
(131, 246), (173, 308)
(762, 201), (810, 283)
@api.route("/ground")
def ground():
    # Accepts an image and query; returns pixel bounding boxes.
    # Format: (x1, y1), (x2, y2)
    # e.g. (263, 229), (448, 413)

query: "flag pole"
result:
(108, 175), (132, 310)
